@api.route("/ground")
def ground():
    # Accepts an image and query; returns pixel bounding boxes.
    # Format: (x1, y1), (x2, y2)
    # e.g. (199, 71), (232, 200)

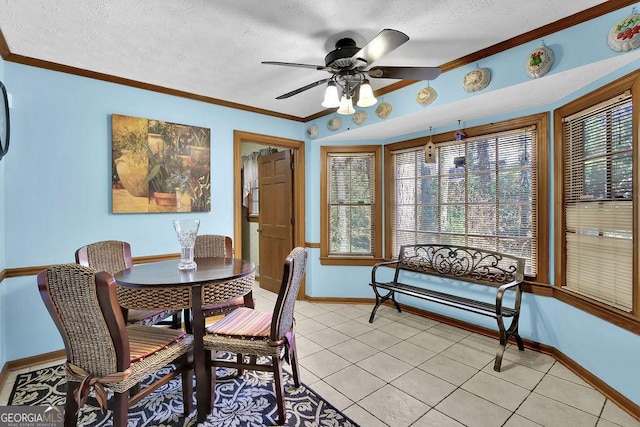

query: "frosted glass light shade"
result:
(357, 80), (377, 107)
(337, 95), (355, 115)
(321, 82), (340, 108)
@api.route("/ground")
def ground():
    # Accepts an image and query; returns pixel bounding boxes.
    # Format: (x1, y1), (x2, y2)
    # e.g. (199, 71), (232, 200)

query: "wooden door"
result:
(258, 150), (294, 293)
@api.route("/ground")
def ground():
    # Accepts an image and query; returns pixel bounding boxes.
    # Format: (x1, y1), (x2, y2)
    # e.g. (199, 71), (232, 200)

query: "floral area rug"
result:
(9, 361), (359, 427)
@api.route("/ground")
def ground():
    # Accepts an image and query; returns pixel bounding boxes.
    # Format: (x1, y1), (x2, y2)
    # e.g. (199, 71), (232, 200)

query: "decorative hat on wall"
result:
(462, 67), (491, 93)
(416, 84), (438, 106)
(352, 110), (367, 126)
(375, 102), (393, 119)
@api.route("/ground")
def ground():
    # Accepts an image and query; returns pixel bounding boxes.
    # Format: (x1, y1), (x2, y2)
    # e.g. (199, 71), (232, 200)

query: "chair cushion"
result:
(126, 308), (176, 326)
(127, 324), (187, 362)
(202, 296), (245, 312)
(206, 307), (271, 338)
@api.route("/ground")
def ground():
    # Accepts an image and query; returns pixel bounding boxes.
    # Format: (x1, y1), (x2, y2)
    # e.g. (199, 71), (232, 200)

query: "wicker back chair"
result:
(194, 234), (232, 258)
(183, 235), (254, 332)
(75, 240), (182, 329)
(37, 264), (193, 427)
(203, 247), (307, 425)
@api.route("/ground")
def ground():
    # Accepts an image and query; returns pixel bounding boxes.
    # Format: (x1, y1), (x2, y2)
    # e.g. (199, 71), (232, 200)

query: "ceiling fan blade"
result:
(275, 78), (331, 99)
(351, 29), (409, 66)
(368, 66), (442, 81)
(262, 61), (329, 71)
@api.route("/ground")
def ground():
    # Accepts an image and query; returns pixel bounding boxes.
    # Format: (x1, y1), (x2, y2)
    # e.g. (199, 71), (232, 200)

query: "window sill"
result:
(319, 256), (385, 266)
(522, 280), (554, 296)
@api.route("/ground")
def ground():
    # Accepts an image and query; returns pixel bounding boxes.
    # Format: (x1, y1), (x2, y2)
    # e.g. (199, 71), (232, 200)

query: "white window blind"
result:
(562, 92), (633, 311)
(328, 152), (375, 256)
(390, 126), (537, 275)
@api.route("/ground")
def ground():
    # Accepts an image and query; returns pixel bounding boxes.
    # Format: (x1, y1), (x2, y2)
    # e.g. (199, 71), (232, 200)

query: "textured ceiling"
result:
(0, 0), (623, 135)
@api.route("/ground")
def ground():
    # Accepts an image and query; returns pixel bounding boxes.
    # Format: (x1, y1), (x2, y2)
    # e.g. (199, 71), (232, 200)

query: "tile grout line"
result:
(5, 295), (634, 427)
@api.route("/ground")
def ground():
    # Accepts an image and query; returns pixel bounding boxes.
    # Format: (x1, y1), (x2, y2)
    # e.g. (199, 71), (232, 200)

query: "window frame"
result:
(554, 70), (640, 320)
(384, 113), (549, 284)
(320, 145), (383, 265)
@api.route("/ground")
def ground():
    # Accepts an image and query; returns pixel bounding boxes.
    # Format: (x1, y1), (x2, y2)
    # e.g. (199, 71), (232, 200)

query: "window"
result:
(557, 89), (635, 312)
(320, 145), (382, 265)
(386, 114), (548, 280)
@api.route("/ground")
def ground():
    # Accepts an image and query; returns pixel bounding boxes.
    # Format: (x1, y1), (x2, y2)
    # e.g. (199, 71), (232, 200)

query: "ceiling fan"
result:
(262, 29), (442, 113)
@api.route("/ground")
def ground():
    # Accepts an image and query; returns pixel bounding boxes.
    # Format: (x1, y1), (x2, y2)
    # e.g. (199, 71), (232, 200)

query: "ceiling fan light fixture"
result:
(321, 82), (341, 108)
(265, 29), (443, 109)
(356, 79), (377, 107)
(337, 95), (355, 115)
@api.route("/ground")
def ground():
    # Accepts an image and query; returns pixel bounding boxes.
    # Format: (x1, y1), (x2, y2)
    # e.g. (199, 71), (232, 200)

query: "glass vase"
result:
(173, 219), (200, 270)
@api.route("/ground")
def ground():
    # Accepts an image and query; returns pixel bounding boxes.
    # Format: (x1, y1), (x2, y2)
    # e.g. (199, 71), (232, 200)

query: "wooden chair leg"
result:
(129, 382), (141, 397)
(288, 335), (301, 387)
(243, 291), (255, 309)
(172, 312), (182, 329)
(208, 350), (216, 410)
(237, 353), (244, 376)
(64, 381), (80, 427)
(273, 357), (286, 425)
(120, 307), (130, 324)
(181, 353), (194, 416)
(183, 308), (193, 334)
(111, 391), (129, 427)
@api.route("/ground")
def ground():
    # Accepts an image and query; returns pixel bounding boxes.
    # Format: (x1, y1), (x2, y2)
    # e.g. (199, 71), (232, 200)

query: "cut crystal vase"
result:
(173, 219), (200, 270)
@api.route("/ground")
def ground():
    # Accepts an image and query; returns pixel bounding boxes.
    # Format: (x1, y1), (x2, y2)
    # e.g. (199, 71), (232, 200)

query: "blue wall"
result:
(300, 4), (640, 407)
(2, 3), (640, 408)
(0, 62), (302, 360)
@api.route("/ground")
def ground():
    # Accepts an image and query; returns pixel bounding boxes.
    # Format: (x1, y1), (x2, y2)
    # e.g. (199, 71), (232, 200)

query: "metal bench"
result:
(369, 243), (525, 371)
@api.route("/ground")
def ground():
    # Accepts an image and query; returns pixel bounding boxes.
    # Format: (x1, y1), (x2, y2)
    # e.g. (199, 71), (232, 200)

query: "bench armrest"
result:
(495, 280), (523, 315)
(371, 260), (399, 285)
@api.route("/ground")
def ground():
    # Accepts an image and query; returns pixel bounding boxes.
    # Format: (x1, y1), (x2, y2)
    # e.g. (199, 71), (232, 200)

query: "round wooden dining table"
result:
(114, 256), (256, 423)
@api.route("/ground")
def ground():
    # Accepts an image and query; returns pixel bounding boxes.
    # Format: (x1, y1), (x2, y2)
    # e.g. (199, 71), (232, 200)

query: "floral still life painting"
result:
(112, 114), (211, 213)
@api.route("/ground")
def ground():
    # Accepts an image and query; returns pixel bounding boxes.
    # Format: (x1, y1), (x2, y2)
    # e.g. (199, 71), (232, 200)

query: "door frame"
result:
(233, 130), (306, 294)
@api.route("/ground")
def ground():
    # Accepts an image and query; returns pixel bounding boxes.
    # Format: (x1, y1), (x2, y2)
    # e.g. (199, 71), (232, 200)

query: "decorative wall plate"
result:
(306, 124), (319, 139)
(462, 68), (491, 93)
(327, 117), (342, 131)
(526, 46), (554, 78)
(352, 110), (367, 125)
(607, 12), (640, 52)
(416, 86), (438, 106)
(375, 102), (392, 119)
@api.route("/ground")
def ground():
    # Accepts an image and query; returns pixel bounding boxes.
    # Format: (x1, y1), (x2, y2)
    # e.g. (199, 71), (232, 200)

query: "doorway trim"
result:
(233, 130), (306, 291)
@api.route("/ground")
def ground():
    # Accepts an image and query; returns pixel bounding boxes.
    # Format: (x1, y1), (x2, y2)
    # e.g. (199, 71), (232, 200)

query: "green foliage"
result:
(112, 128), (147, 160)
(143, 121), (188, 194)
(112, 128), (148, 185)
(143, 145), (169, 193)
(396, 134), (535, 267)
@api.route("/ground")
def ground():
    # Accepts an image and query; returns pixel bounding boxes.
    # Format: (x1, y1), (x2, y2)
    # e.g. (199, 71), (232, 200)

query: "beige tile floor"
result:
(2, 284), (639, 427)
